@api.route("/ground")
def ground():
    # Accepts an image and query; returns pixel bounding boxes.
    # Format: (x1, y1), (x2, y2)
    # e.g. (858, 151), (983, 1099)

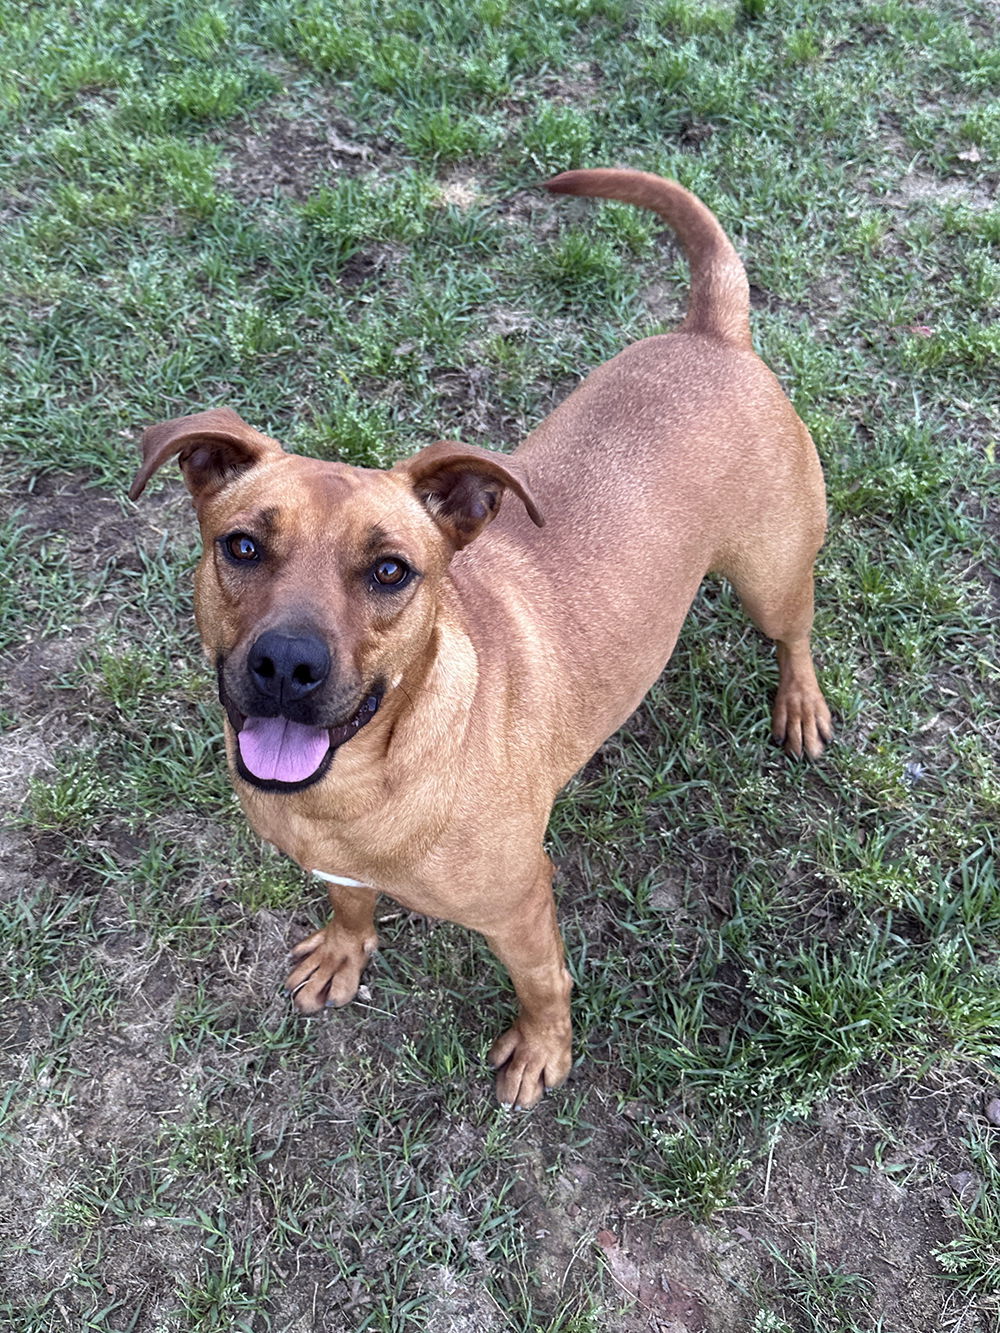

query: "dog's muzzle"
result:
(218, 658), (382, 792)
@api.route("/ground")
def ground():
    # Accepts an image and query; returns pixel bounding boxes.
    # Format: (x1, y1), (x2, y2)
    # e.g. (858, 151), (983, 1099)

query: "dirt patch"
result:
(1, 471), (193, 732)
(13, 464), (194, 584)
(0, 729), (53, 809)
(541, 62), (605, 108)
(497, 1083), (991, 1333)
(640, 278), (686, 329)
(887, 169), (995, 214)
(429, 363), (524, 447)
(18, 470), (138, 547)
(217, 106), (383, 204)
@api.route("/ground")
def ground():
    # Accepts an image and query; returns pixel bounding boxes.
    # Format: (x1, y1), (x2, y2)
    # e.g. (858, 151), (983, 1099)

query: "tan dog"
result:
(130, 169), (832, 1109)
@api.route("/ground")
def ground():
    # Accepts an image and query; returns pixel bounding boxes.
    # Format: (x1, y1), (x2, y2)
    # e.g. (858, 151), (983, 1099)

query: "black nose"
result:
(247, 631), (330, 704)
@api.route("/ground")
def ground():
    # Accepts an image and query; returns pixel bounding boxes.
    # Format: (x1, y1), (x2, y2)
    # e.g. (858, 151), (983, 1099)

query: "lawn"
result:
(0, 0), (998, 1329)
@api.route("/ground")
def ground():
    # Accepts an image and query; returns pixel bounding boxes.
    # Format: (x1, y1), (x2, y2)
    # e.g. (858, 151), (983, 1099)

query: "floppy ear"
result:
(128, 408), (284, 504)
(395, 441), (544, 550)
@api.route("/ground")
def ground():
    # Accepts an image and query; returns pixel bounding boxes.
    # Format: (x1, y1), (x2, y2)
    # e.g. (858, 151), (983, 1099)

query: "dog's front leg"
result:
(481, 855), (573, 1110)
(286, 880), (379, 1013)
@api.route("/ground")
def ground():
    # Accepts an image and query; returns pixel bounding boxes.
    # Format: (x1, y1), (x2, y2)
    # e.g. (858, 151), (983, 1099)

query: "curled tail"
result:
(545, 168), (751, 349)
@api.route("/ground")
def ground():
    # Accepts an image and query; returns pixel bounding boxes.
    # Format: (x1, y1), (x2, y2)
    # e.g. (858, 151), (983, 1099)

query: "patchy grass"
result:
(0, 0), (997, 1329)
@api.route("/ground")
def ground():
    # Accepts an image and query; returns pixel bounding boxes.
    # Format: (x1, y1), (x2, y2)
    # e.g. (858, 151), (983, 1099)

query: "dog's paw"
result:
(772, 683), (834, 761)
(488, 1022), (572, 1110)
(285, 927), (378, 1013)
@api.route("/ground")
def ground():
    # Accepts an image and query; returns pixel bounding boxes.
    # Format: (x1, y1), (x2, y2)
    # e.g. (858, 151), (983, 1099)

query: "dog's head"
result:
(130, 408), (542, 792)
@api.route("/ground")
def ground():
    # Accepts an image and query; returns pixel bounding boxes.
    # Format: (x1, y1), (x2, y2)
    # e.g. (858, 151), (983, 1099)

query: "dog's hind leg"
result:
(723, 533), (834, 761)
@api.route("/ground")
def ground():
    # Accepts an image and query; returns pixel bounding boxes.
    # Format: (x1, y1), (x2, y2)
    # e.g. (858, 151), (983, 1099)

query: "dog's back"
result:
(453, 171), (826, 764)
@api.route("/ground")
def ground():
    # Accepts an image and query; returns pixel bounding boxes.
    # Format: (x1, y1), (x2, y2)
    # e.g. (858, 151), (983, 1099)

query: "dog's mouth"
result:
(222, 691), (382, 792)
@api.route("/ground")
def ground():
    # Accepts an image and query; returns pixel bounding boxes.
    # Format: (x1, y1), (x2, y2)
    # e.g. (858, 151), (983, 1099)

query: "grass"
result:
(0, 0), (998, 1329)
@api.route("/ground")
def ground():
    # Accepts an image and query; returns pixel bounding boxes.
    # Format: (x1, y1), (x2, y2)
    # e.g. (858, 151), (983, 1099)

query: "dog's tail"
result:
(545, 168), (751, 349)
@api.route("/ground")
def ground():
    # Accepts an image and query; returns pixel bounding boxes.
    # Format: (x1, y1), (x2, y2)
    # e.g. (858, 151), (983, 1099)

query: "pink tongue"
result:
(238, 716), (330, 784)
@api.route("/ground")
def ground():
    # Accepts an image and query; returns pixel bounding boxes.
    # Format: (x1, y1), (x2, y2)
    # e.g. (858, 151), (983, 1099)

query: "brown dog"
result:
(130, 169), (832, 1109)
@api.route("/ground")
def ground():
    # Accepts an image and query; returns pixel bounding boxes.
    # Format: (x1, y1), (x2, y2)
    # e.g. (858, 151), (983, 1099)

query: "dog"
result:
(129, 169), (833, 1109)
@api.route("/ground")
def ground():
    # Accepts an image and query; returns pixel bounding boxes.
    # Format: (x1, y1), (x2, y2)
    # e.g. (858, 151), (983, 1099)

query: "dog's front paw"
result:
(488, 1022), (572, 1110)
(772, 682), (834, 761)
(286, 926), (378, 1013)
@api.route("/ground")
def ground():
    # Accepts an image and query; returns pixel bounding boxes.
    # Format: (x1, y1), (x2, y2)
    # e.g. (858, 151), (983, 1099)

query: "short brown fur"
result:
(131, 169), (833, 1108)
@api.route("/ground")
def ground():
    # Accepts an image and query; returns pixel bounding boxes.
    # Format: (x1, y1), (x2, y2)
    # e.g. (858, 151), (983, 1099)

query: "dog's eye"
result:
(372, 558), (409, 588)
(223, 533), (260, 562)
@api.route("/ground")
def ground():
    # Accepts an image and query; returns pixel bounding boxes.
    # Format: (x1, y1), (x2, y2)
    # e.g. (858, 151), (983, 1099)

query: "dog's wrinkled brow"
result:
(361, 526), (392, 558)
(256, 506), (278, 537)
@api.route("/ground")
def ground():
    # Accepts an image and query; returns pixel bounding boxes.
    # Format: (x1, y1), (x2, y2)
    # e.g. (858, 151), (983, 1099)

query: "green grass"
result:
(935, 1122), (1000, 1310)
(0, 0), (998, 1328)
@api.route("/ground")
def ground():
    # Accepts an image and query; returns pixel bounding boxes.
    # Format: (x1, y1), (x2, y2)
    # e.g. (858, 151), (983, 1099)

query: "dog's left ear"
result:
(396, 441), (544, 550)
(128, 408), (284, 505)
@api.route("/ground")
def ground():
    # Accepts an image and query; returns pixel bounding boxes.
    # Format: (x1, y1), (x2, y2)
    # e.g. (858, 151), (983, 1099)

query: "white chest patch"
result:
(312, 869), (372, 889)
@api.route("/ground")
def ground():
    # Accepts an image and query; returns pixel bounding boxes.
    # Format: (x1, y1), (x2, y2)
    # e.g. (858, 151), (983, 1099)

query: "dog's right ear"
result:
(128, 408), (284, 504)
